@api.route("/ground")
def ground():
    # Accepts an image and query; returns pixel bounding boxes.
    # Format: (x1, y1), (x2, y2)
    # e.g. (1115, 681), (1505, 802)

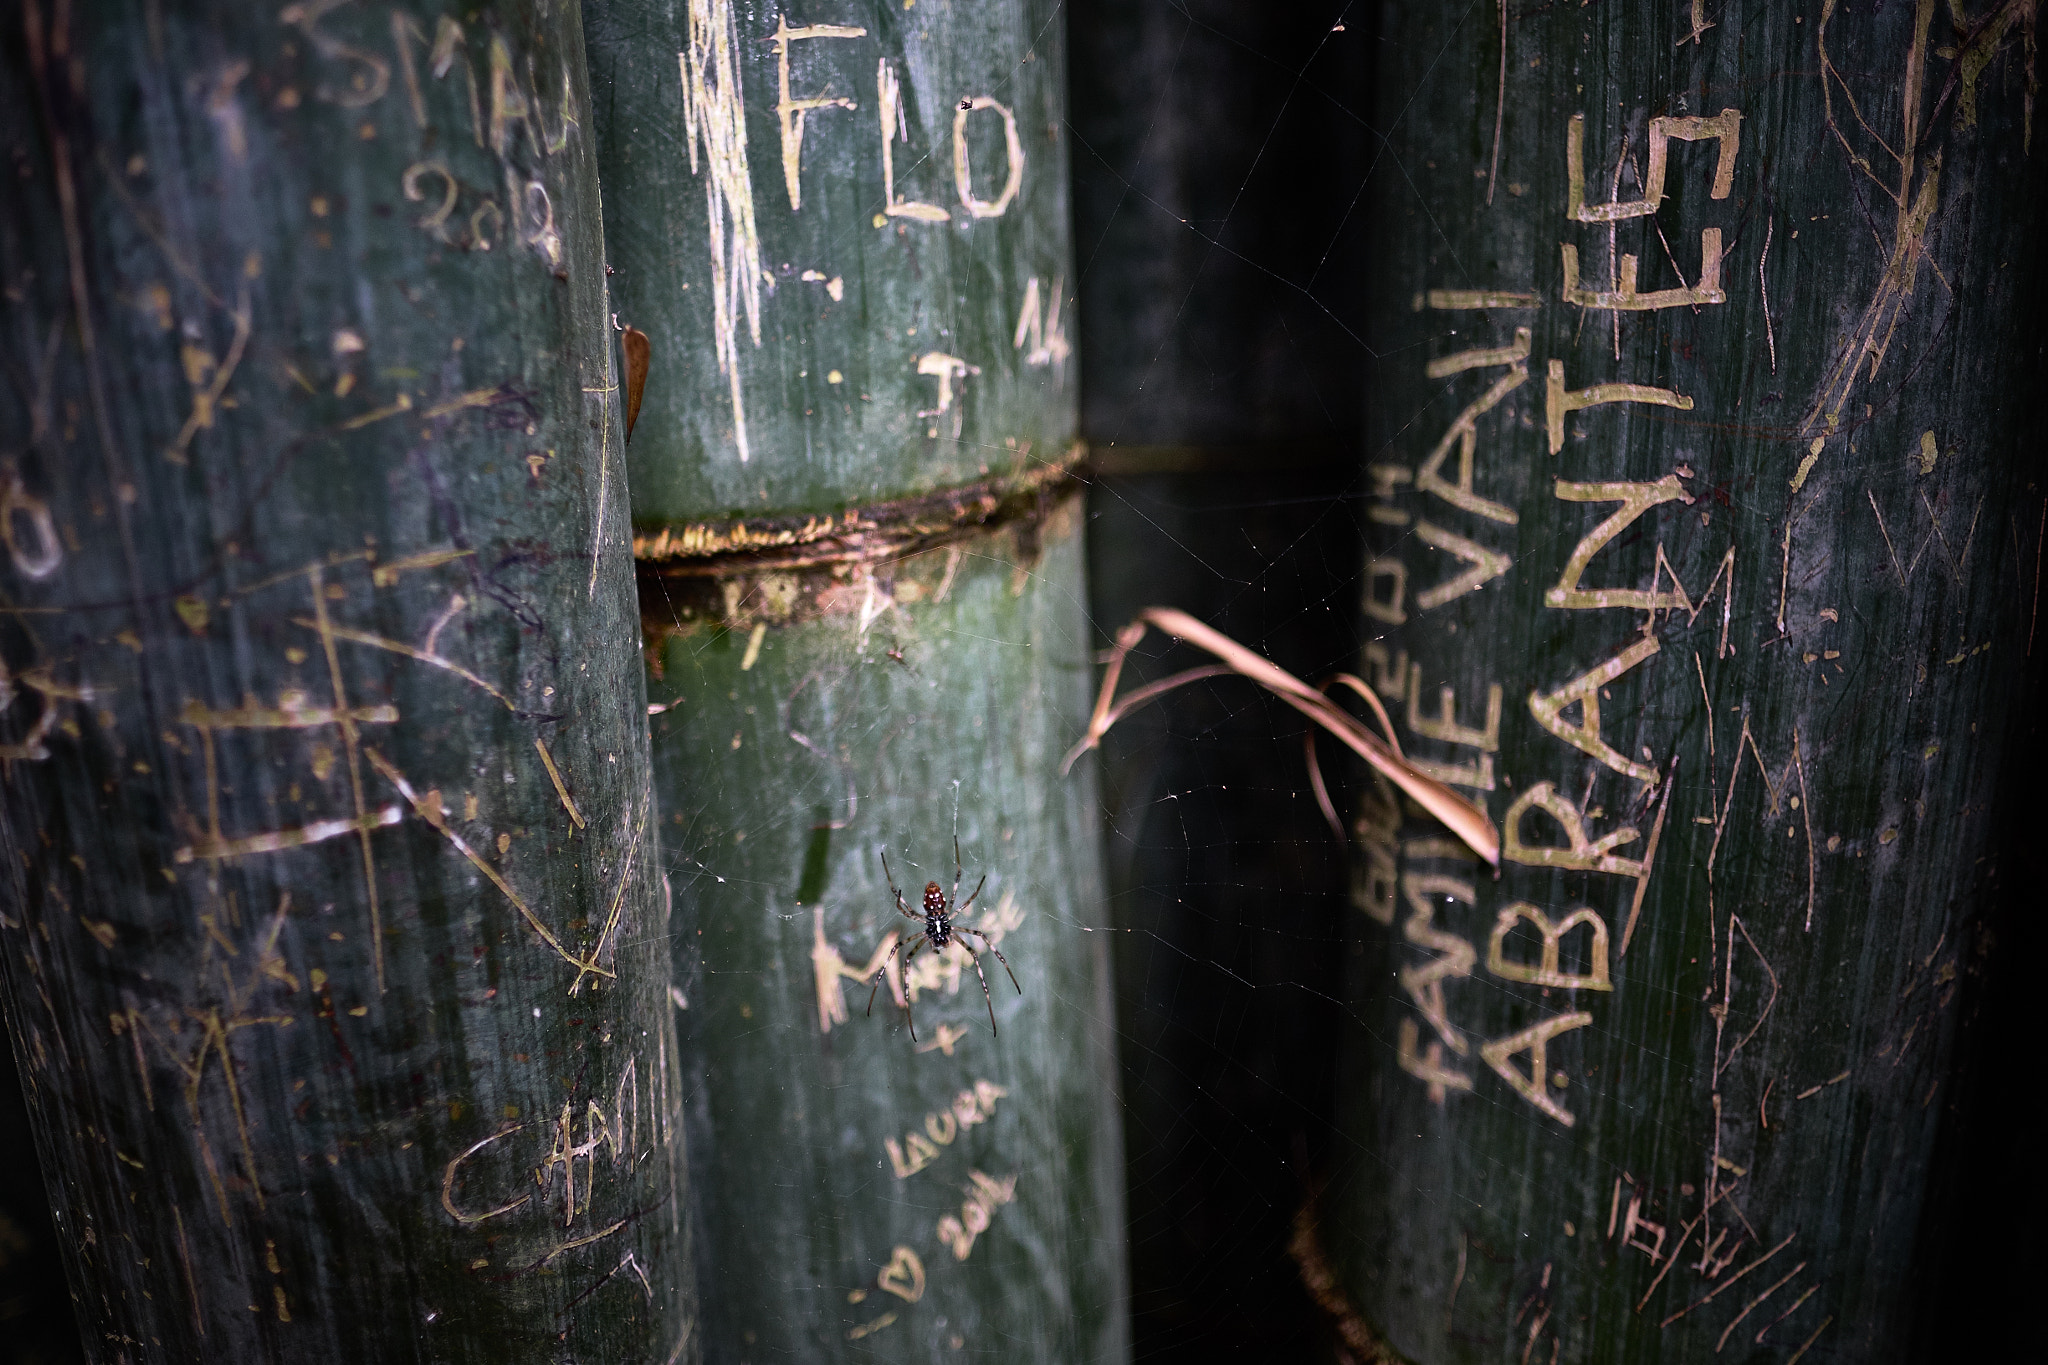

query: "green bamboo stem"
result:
(1325, 3), (2045, 1360)
(584, 1), (1126, 1359)
(0, 2), (691, 1358)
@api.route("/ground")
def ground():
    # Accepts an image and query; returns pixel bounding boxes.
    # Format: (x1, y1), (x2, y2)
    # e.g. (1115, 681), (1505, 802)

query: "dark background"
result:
(1069, 3), (1370, 1360)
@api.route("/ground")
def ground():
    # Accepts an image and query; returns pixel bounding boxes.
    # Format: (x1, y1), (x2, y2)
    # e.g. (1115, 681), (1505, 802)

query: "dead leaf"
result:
(622, 325), (650, 443)
(1061, 606), (1500, 866)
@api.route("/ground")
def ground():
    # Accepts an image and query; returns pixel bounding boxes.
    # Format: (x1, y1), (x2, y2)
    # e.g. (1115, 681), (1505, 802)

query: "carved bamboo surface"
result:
(644, 517), (1128, 1362)
(1333, 3), (2044, 1360)
(589, 0), (1074, 529)
(589, 2), (1127, 1360)
(0, 3), (691, 1358)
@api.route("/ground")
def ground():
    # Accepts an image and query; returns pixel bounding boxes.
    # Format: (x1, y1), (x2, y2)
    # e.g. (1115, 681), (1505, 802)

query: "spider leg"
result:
(959, 928), (1020, 995)
(879, 937), (925, 1042)
(865, 936), (911, 1017)
(951, 836), (964, 917)
(965, 949), (1000, 1037)
(897, 939), (925, 1043)
(956, 873), (988, 918)
(880, 850), (918, 922)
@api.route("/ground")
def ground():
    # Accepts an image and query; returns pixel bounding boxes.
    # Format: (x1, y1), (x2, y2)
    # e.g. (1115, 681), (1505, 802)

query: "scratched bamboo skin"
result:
(0, 3), (693, 1359)
(585, 0), (1126, 1359)
(641, 521), (1128, 1362)
(1327, 4), (2045, 1362)
(587, 0), (1076, 528)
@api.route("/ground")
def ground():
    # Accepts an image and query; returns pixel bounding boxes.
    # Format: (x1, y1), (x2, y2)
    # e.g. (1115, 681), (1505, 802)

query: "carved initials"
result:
(1416, 328), (1528, 525)
(1013, 276), (1071, 368)
(915, 352), (981, 434)
(770, 16), (867, 211)
(1545, 477), (1695, 611)
(1487, 903), (1614, 991)
(1481, 1011), (1593, 1127)
(953, 96), (1024, 217)
(1528, 635), (1663, 784)
(1546, 361), (1693, 455)
(877, 60), (947, 221)
(1502, 782), (1646, 880)
(1413, 520), (1513, 611)
(1398, 874), (1478, 1056)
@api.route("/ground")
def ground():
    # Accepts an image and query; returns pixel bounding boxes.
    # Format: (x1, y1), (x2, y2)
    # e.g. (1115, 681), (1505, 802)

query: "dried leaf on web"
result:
(1061, 606), (1499, 867)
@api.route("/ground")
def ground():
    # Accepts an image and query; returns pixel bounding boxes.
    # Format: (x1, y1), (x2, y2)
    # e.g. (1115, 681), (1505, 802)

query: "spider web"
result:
(6, 3), (2035, 1363)
(1067, 5), (2047, 1363)
(1071, 5), (1379, 1359)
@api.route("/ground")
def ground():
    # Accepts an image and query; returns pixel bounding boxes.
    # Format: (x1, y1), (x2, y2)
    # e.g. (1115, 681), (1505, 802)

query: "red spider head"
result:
(923, 882), (945, 916)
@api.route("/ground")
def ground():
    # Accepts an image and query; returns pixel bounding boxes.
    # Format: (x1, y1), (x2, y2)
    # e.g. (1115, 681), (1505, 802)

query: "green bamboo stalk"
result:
(591, 0), (1077, 523)
(584, 1), (1126, 1359)
(0, 2), (691, 1358)
(1320, 3), (2046, 1360)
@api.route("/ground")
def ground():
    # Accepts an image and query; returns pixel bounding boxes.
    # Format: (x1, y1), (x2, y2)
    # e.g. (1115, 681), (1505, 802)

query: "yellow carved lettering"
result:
(1416, 327), (1527, 525)
(1398, 874), (1478, 1056)
(1566, 108), (1741, 222)
(812, 907), (903, 1033)
(953, 96), (1024, 217)
(1481, 1012), (1593, 1126)
(441, 1124), (532, 1225)
(1013, 276), (1071, 368)
(1351, 776), (1401, 925)
(1397, 1015), (1474, 1104)
(280, 0), (390, 110)
(1502, 781), (1645, 879)
(1363, 642), (1408, 700)
(1528, 635), (1662, 783)
(1405, 664), (1502, 792)
(1413, 520), (1513, 610)
(885, 1135), (933, 1179)
(771, 16), (867, 211)
(1, 470), (63, 579)
(1366, 462), (1413, 525)
(1545, 360), (1694, 455)
(916, 352), (981, 436)
(1545, 476), (1695, 611)
(1363, 556), (1408, 625)
(1487, 903), (1613, 991)
(487, 35), (535, 158)
(1560, 234), (1725, 311)
(876, 59), (948, 221)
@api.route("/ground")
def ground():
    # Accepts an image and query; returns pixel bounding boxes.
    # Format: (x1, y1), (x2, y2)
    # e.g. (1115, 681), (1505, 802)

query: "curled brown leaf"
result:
(1060, 606), (1499, 867)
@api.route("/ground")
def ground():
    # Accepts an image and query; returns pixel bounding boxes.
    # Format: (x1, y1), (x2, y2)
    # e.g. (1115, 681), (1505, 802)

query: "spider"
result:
(867, 839), (1020, 1040)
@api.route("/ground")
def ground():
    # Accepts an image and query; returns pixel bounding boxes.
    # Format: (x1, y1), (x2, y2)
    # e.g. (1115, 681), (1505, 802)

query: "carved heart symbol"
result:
(877, 1245), (925, 1303)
